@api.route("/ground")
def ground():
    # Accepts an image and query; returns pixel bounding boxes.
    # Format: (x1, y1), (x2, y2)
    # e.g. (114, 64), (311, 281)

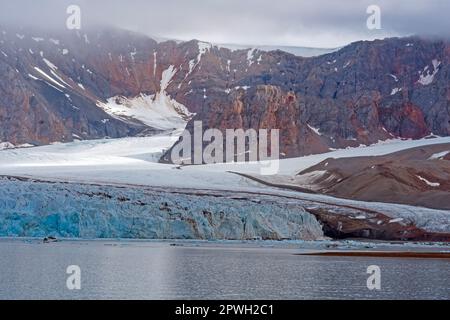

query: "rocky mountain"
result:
(1, 25), (449, 158)
(267, 142), (450, 210)
(212, 42), (338, 57)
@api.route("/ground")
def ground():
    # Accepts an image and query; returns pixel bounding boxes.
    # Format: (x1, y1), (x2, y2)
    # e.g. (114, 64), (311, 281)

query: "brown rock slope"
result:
(2, 25), (450, 156)
(293, 142), (450, 210)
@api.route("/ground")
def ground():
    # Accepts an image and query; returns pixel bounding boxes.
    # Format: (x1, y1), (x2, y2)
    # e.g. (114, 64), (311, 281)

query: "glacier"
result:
(0, 177), (323, 240)
(1, 135), (450, 240)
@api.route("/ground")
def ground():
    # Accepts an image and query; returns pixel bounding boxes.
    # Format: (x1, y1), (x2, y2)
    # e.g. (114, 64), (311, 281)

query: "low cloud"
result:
(1, 0), (449, 48)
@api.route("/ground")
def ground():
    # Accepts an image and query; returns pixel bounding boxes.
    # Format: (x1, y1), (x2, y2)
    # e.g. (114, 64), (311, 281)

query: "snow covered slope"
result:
(2, 135), (450, 188)
(97, 66), (193, 131)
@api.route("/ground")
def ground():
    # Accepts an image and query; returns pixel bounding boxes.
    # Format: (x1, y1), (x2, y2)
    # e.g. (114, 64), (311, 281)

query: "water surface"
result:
(0, 240), (448, 299)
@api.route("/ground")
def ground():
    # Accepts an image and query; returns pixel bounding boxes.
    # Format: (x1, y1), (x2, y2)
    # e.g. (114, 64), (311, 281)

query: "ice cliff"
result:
(0, 177), (323, 240)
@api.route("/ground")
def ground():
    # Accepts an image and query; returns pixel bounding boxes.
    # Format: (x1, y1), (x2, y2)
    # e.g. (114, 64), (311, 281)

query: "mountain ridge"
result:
(1, 26), (449, 158)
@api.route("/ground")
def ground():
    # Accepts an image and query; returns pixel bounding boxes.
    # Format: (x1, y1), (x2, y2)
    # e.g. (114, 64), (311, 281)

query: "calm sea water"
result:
(0, 240), (448, 300)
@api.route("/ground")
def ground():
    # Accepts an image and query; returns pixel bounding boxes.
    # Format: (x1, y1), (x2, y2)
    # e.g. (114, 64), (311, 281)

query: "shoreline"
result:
(1, 237), (448, 252)
(298, 251), (450, 259)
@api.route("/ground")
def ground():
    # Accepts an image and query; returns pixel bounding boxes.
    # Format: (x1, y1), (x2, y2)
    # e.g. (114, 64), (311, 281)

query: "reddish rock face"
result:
(306, 207), (450, 242)
(380, 102), (430, 139)
(1, 26), (449, 156)
(289, 143), (450, 210)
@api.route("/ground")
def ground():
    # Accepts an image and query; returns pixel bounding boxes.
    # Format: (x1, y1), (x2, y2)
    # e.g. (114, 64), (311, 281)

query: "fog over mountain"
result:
(1, 0), (450, 48)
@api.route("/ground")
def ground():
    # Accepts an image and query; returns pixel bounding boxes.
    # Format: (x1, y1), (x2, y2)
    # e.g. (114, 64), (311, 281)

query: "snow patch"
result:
(43, 58), (58, 70)
(130, 49), (137, 61)
(160, 65), (176, 91)
(257, 55), (263, 64)
(417, 175), (440, 187)
(49, 38), (60, 45)
(390, 87), (402, 95)
(247, 48), (256, 66)
(389, 74), (399, 82)
(97, 66), (192, 131)
(0, 142), (33, 150)
(307, 124), (322, 136)
(42, 59), (71, 87)
(295, 170), (331, 190)
(234, 86), (250, 90)
(28, 74), (39, 80)
(417, 59), (441, 85)
(0, 142), (16, 150)
(186, 42), (211, 76)
(50, 70), (71, 88)
(429, 150), (450, 160)
(33, 67), (66, 88)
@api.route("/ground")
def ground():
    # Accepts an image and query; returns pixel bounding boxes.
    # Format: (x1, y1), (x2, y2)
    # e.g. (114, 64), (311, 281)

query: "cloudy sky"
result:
(1, 0), (449, 48)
